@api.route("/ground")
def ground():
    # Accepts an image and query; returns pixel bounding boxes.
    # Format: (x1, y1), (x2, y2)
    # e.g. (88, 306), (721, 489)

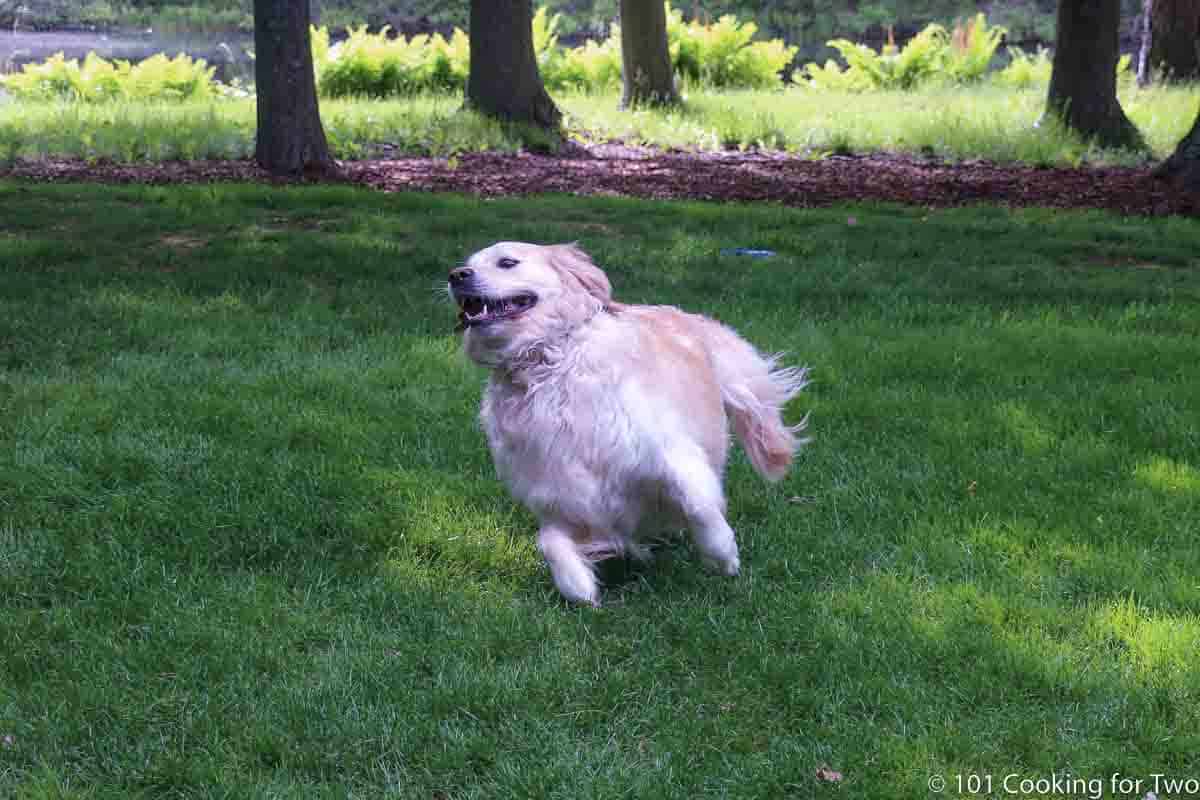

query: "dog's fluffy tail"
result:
(704, 322), (809, 482)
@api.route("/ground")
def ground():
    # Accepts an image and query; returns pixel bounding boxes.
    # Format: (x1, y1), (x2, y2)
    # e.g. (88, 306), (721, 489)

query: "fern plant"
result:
(991, 46), (1052, 89)
(667, 5), (797, 89)
(888, 24), (949, 89)
(944, 14), (1007, 84)
(315, 25), (469, 97)
(532, 5), (562, 66)
(796, 58), (873, 92)
(805, 15), (1006, 92)
(545, 32), (623, 92)
(1, 51), (214, 102)
(989, 46), (1128, 90)
(427, 29), (470, 93)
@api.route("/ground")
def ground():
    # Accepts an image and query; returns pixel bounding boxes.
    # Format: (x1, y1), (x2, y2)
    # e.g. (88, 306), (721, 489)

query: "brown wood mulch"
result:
(2, 144), (1195, 217)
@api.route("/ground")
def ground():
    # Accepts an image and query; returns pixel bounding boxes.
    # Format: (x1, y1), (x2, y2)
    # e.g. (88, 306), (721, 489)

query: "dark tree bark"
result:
(1148, 0), (1200, 80)
(466, 0), (562, 129)
(253, 0), (335, 176)
(1155, 101), (1200, 192)
(1045, 0), (1145, 150)
(619, 0), (680, 108)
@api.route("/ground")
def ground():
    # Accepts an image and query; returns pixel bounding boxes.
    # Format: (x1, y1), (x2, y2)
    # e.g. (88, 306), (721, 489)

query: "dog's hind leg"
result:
(663, 447), (741, 577)
(538, 523), (600, 606)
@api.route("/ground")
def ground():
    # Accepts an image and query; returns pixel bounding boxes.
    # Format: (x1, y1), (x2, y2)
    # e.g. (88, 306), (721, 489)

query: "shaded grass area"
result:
(1, 180), (1200, 797)
(0, 83), (1197, 165)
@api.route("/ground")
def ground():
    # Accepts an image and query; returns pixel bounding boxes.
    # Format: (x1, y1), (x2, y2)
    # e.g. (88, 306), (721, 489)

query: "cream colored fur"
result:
(450, 242), (807, 605)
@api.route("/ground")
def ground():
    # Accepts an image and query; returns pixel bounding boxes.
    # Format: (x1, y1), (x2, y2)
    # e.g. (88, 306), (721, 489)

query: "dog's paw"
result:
(703, 554), (741, 577)
(560, 586), (601, 607)
(551, 565), (601, 607)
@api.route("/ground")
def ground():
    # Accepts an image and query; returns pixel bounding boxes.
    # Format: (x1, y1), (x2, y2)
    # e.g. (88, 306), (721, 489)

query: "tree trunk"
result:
(1045, 0), (1145, 150)
(1155, 101), (1200, 193)
(466, 0), (562, 129)
(253, 0), (335, 176)
(1148, 0), (1200, 80)
(619, 0), (680, 108)
(1136, 0), (1154, 86)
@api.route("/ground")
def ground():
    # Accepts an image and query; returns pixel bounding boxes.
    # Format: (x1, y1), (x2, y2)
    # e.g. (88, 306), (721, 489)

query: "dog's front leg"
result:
(537, 523), (600, 606)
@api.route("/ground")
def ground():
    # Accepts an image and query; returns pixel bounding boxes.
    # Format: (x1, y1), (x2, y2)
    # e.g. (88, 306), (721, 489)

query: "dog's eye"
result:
(498, 257), (520, 270)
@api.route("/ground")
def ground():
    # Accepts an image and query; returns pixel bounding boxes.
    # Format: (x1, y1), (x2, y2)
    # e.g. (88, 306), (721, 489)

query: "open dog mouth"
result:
(455, 292), (538, 329)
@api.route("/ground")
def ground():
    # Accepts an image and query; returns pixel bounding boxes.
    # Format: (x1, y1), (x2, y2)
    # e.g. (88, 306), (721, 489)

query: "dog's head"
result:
(449, 242), (613, 367)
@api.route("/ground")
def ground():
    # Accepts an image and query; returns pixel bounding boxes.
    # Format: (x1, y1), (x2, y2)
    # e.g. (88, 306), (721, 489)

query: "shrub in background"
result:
(538, 5), (623, 93)
(823, 25), (948, 90)
(943, 14), (1007, 84)
(990, 46), (1052, 89)
(987, 47), (1132, 90)
(798, 57), (874, 91)
(667, 6), (797, 89)
(5, 7), (1039, 101)
(313, 2), (793, 98)
(797, 15), (1006, 91)
(314, 24), (469, 97)
(1, 52), (215, 102)
(544, 32), (623, 92)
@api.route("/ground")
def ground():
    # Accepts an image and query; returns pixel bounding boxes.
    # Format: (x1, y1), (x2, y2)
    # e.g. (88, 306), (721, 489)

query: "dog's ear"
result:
(549, 244), (613, 304)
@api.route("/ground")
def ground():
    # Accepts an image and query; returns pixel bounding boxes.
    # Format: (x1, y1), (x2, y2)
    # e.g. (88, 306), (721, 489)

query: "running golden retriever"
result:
(449, 242), (808, 605)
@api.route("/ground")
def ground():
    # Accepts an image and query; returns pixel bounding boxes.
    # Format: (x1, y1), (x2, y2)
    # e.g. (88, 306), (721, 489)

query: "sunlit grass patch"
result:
(1090, 598), (1200, 689)
(561, 83), (1199, 164)
(2, 83), (1197, 165)
(995, 400), (1058, 455)
(1134, 456), (1200, 495)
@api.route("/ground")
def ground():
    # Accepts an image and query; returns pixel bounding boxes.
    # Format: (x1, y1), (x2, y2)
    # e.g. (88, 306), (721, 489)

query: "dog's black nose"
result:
(449, 267), (474, 285)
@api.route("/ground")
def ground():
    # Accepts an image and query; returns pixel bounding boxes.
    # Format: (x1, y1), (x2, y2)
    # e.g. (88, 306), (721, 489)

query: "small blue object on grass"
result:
(720, 248), (777, 258)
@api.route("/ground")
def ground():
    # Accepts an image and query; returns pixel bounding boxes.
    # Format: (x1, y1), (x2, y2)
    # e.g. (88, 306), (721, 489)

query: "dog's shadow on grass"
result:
(592, 536), (697, 603)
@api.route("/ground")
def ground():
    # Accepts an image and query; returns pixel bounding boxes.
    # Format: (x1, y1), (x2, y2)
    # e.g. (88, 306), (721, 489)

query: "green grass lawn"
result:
(1, 83), (1197, 165)
(2, 180), (1199, 798)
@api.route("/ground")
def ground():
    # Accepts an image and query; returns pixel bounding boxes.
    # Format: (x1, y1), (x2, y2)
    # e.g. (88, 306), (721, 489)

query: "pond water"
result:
(0, 30), (255, 83)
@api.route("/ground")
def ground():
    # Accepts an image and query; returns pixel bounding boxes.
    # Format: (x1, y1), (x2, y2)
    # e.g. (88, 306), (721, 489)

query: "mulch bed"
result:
(2, 144), (1195, 217)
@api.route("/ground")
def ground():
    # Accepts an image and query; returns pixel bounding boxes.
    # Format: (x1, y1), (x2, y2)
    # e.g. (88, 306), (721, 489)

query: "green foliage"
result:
(0, 51), (216, 102)
(799, 15), (1005, 92)
(821, 26), (948, 91)
(544, 31), (624, 92)
(537, 5), (623, 93)
(0, 0), (1064, 49)
(309, 3), (795, 98)
(314, 24), (469, 97)
(532, 5), (562, 64)
(989, 47), (1136, 91)
(121, 3), (252, 32)
(943, 13), (1007, 83)
(798, 58), (874, 92)
(667, 5), (798, 89)
(991, 46), (1052, 89)
(886, 24), (950, 88)
(1116, 52), (1135, 89)
(429, 28), (471, 92)
(2, 0), (255, 32)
